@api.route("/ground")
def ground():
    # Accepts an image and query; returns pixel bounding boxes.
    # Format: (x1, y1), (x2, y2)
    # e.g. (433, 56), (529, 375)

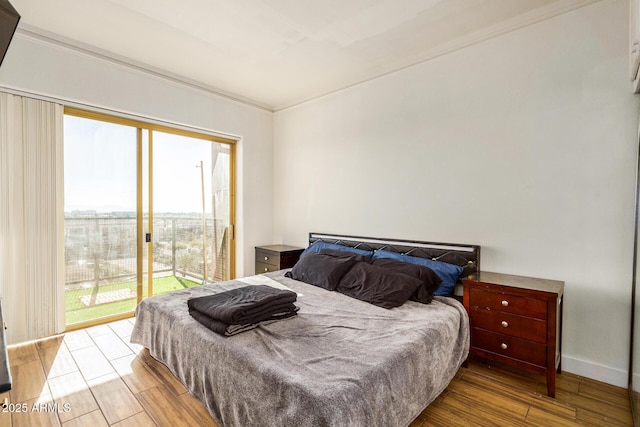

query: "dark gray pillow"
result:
(288, 252), (357, 291)
(371, 258), (441, 304)
(336, 262), (422, 309)
(319, 248), (372, 263)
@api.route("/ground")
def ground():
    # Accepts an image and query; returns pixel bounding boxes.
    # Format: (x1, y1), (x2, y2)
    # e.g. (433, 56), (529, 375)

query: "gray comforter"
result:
(130, 270), (469, 427)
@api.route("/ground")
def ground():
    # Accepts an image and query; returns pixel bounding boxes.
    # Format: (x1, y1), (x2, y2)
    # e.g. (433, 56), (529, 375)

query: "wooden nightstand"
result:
(463, 272), (564, 398)
(255, 245), (304, 274)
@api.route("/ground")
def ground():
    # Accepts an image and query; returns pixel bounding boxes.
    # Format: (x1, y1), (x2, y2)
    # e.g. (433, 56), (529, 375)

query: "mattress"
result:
(130, 270), (469, 427)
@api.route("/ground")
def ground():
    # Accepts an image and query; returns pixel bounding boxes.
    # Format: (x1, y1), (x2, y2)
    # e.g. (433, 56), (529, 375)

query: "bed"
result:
(131, 233), (480, 427)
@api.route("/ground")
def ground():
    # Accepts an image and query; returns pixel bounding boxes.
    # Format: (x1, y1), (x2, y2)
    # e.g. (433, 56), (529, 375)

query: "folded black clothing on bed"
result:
(189, 300), (298, 326)
(189, 306), (299, 336)
(187, 285), (298, 325)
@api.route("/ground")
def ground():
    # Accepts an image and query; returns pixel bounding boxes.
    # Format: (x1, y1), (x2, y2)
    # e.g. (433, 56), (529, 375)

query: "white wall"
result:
(0, 31), (274, 343)
(273, 0), (639, 387)
(0, 32), (274, 280)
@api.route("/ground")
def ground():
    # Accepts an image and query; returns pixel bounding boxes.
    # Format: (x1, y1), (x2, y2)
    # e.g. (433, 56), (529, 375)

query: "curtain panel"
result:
(0, 92), (64, 343)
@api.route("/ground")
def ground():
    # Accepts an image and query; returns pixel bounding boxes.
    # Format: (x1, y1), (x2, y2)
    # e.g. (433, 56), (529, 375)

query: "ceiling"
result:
(11, 0), (597, 111)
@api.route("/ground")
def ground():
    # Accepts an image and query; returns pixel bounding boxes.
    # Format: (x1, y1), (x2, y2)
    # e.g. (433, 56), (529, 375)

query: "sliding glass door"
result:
(63, 115), (138, 325)
(63, 109), (235, 327)
(147, 131), (233, 296)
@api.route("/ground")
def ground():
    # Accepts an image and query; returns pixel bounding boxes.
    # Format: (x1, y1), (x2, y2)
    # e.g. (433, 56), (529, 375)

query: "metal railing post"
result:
(172, 218), (176, 276)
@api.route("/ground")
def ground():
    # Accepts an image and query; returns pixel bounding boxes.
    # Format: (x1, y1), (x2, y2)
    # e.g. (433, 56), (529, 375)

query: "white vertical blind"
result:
(0, 92), (64, 343)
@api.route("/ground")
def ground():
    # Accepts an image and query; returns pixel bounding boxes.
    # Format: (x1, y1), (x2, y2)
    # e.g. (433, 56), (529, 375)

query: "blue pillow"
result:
(371, 249), (463, 296)
(301, 241), (373, 258)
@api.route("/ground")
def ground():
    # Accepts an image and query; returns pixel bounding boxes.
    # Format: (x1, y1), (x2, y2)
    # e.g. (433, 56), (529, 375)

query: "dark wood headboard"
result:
(308, 232), (480, 279)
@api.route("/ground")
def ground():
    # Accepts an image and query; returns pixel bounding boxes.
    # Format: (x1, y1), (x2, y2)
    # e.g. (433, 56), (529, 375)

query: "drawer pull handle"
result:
(501, 300), (509, 307)
(501, 321), (508, 328)
(264, 256), (269, 261)
(500, 343), (508, 350)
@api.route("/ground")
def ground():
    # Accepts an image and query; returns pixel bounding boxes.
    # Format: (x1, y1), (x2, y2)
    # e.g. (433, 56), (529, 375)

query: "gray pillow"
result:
(288, 252), (357, 291)
(371, 258), (441, 304)
(336, 262), (422, 309)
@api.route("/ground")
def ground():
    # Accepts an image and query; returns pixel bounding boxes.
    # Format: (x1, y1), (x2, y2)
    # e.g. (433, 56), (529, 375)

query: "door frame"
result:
(63, 107), (236, 330)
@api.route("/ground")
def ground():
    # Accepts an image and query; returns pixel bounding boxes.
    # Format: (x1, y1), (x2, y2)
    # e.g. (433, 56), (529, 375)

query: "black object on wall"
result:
(0, 298), (10, 393)
(0, 0), (20, 67)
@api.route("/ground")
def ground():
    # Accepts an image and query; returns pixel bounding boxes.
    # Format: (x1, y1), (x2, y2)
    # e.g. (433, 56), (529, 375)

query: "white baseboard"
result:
(562, 354), (628, 388)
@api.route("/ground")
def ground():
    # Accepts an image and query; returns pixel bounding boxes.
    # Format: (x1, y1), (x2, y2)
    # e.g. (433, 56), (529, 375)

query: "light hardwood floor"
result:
(1, 318), (633, 426)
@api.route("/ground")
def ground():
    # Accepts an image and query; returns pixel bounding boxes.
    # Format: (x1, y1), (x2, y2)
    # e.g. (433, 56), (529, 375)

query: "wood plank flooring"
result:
(1, 319), (633, 426)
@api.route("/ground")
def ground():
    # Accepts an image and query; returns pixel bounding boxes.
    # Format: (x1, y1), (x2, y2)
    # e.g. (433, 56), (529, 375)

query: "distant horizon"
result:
(65, 210), (214, 217)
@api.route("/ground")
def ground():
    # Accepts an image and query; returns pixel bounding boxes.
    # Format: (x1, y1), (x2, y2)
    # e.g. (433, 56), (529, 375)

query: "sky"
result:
(64, 115), (226, 215)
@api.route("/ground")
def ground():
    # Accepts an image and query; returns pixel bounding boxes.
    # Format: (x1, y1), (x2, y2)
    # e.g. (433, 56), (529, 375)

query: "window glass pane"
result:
(63, 115), (137, 325)
(152, 131), (231, 285)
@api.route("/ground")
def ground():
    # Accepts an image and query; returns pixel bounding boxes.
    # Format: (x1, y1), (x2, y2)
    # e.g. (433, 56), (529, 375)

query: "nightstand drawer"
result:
(472, 328), (546, 367)
(469, 288), (547, 320)
(256, 249), (279, 266)
(256, 262), (278, 273)
(469, 307), (547, 344)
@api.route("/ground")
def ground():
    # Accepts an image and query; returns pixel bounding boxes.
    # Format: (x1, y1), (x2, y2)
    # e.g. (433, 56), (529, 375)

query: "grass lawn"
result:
(65, 275), (200, 325)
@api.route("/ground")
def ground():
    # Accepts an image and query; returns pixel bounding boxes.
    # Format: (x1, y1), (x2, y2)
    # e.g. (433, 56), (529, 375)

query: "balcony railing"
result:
(64, 215), (229, 323)
(65, 214), (228, 289)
